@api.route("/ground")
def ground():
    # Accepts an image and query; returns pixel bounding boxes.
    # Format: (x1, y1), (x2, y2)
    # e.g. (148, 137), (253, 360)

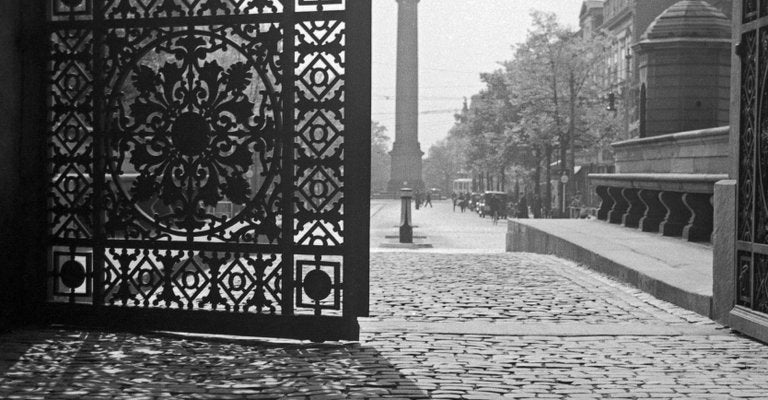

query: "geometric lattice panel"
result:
(44, 0), (369, 340)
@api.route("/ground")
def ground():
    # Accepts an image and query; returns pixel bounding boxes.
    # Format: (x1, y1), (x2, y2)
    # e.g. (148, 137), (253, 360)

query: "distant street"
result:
(371, 199), (507, 251)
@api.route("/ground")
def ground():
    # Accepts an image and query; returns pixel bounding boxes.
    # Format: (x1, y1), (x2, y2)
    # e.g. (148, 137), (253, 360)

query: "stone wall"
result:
(638, 44), (731, 137)
(0, 0), (22, 328)
(611, 126), (729, 174)
(0, 1), (46, 328)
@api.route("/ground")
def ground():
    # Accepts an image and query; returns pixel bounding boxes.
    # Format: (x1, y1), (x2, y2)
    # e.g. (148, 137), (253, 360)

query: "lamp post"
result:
(399, 187), (413, 243)
(624, 47), (632, 139)
(560, 173), (569, 218)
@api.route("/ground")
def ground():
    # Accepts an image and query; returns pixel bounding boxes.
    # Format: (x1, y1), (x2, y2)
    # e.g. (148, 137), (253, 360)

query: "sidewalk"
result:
(507, 218), (713, 317)
(371, 199), (507, 252)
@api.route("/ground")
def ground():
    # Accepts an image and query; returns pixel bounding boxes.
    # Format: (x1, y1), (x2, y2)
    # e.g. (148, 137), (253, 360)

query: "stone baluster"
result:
(682, 193), (714, 242)
(659, 191), (692, 237)
(621, 188), (646, 228)
(638, 189), (665, 233)
(607, 187), (629, 224)
(595, 186), (614, 221)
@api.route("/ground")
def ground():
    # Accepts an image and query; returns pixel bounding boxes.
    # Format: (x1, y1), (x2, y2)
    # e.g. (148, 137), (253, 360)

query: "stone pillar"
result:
(659, 191), (692, 237)
(607, 187), (629, 224)
(595, 186), (614, 221)
(639, 189), (665, 233)
(621, 188), (646, 228)
(387, 0), (424, 192)
(712, 180), (735, 322)
(682, 193), (715, 242)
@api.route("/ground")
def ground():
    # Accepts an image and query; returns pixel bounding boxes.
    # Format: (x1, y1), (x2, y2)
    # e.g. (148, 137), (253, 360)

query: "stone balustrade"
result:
(589, 173), (727, 242)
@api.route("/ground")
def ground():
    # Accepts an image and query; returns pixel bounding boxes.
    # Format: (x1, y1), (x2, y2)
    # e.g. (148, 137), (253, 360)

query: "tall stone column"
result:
(388, 0), (424, 192)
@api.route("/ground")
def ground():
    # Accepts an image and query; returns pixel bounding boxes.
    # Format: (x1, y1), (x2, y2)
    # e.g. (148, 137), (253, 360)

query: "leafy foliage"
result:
(424, 10), (620, 209)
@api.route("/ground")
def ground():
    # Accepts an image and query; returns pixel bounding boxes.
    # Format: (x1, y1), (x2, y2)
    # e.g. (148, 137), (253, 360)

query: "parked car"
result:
(468, 192), (482, 211)
(478, 191), (509, 219)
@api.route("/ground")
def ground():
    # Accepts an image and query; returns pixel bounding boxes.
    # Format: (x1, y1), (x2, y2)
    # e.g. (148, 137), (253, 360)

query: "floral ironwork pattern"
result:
(104, 0), (284, 18)
(740, 30), (756, 243)
(102, 24), (283, 242)
(109, 33), (280, 238)
(738, 21), (768, 318)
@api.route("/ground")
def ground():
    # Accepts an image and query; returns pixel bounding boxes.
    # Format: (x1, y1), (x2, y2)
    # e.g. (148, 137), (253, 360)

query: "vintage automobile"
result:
(478, 191), (509, 219)
(467, 192), (482, 211)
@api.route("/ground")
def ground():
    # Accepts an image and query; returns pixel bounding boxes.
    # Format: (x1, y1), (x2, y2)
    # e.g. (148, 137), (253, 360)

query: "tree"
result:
(434, 10), (618, 217)
(446, 71), (520, 193)
(506, 11), (618, 216)
(423, 135), (467, 194)
(371, 121), (390, 193)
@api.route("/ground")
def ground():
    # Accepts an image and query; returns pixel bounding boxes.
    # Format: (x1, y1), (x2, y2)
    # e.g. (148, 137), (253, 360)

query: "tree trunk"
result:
(500, 167), (505, 191)
(567, 68), (577, 216)
(478, 173), (483, 192)
(550, 58), (565, 218)
(532, 147), (541, 218)
(488, 171), (493, 192)
(514, 177), (520, 203)
(545, 143), (552, 218)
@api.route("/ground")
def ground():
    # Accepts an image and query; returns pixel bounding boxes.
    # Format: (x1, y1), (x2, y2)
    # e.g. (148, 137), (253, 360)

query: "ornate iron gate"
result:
(44, 0), (370, 341)
(736, 0), (768, 327)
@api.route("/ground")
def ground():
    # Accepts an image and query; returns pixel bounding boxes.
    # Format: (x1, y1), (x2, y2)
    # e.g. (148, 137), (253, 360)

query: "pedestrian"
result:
(425, 191), (433, 208)
(488, 195), (499, 225)
(451, 192), (457, 212)
(414, 190), (421, 210)
(459, 192), (467, 213)
(532, 195), (541, 218)
(517, 194), (528, 219)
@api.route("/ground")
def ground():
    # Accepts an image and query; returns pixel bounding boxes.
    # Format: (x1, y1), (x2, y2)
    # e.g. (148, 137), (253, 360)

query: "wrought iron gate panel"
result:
(737, 0), (768, 316)
(44, 0), (369, 340)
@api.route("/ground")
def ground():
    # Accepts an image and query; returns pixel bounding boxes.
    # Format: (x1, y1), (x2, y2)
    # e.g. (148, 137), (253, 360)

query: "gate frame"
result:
(727, 0), (768, 343)
(28, 0), (370, 342)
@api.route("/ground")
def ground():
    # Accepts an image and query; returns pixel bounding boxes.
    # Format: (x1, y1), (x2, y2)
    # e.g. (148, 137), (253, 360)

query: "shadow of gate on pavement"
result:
(0, 329), (429, 399)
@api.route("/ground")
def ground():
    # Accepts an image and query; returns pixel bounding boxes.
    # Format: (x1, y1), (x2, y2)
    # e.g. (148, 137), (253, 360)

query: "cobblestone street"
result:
(1, 201), (768, 399)
(2, 250), (768, 399)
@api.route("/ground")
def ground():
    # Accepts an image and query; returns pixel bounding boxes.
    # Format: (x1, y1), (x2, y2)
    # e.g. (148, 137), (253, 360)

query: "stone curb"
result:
(507, 220), (712, 318)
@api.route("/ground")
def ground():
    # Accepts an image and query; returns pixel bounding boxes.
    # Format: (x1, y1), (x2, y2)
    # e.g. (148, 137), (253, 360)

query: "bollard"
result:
(399, 187), (413, 243)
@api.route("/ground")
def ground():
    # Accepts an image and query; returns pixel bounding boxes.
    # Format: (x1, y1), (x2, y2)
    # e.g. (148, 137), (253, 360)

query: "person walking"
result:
(451, 192), (457, 212)
(414, 190), (421, 210)
(425, 191), (433, 208)
(459, 192), (467, 213)
(517, 194), (529, 219)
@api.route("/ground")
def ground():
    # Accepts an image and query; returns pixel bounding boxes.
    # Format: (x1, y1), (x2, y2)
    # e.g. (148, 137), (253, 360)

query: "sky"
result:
(372, 0), (584, 153)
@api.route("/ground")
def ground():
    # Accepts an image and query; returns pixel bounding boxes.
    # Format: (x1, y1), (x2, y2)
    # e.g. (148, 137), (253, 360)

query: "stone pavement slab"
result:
(360, 321), (726, 336)
(507, 219), (714, 317)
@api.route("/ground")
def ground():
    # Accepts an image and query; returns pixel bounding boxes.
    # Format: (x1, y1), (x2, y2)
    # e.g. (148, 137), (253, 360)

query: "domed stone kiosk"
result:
(633, 0), (731, 138)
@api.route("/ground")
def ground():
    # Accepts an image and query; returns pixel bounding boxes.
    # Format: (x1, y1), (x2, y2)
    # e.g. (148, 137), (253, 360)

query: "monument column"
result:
(388, 0), (424, 192)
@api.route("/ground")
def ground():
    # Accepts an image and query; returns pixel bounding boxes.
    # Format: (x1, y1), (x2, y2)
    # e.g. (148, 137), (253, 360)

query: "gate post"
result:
(713, 180), (736, 322)
(400, 188), (413, 243)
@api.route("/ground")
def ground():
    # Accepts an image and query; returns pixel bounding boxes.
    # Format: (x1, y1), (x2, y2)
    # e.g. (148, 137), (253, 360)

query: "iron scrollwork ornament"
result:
(108, 31), (282, 241)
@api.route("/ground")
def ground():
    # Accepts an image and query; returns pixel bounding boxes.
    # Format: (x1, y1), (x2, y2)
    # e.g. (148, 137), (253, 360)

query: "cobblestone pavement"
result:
(369, 253), (708, 325)
(2, 252), (768, 399)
